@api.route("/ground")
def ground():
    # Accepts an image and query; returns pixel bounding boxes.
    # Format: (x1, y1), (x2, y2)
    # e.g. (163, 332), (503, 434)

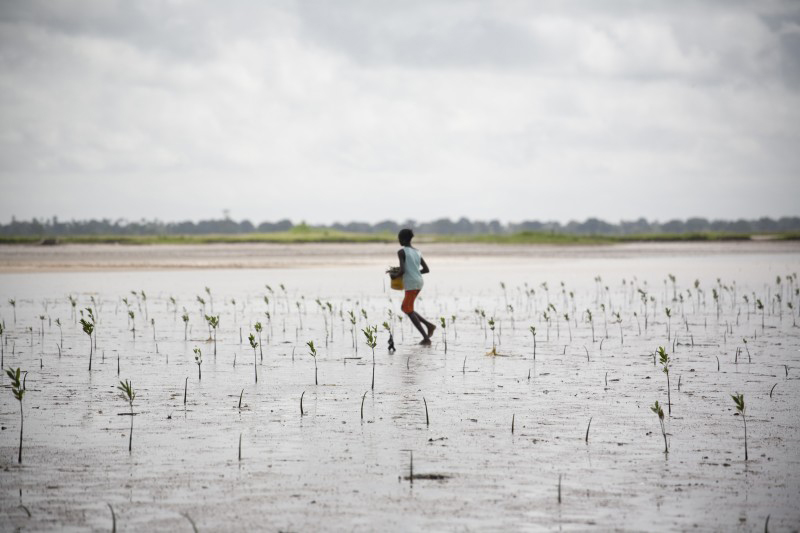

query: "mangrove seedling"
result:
(8, 298), (16, 323)
(248, 333), (258, 383)
(440, 317), (447, 353)
(205, 315), (219, 356)
(55, 318), (62, 348)
(613, 312), (623, 345)
(118, 379), (136, 452)
(731, 393), (747, 460)
(665, 307), (672, 341)
(362, 326), (377, 389)
(5, 367), (25, 462)
(382, 321), (395, 353)
(193, 347), (202, 380)
(181, 310), (189, 341)
(487, 317), (497, 355)
(254, 321), (263, 360)
(530, 326), (537, 359)
(756, 299), (764, 331)
(300, 390), (305, 416)
(423, 396), (429, 426)
(128, 311), (135, 340)
(651, 400), (668, 453)
(348, 310), (357, 353)
(658, 346), (672, 415)
(80, 318), (94, 370)
(307, 340), (318, 385)
(585, 309), (595, 342)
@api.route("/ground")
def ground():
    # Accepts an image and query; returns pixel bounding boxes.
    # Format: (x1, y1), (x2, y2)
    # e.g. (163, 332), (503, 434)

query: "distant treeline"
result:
(2, 216), (799, 237)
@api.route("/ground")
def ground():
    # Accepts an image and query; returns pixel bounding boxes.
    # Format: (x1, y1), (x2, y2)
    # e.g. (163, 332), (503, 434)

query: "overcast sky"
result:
(1, 0), (799, 225)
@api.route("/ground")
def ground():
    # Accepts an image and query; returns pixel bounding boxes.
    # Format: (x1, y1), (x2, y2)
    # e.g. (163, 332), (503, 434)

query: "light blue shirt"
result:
(402, 246), (424, 291)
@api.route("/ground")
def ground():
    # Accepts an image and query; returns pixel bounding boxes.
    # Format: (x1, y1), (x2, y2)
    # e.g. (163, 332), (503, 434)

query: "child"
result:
(391, 228), (436, 345)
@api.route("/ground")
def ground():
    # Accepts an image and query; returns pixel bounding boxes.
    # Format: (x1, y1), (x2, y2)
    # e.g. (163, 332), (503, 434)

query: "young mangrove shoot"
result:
(731, 393), (747, 460)
(80, 318), (94, 371)
(307, 340), (318, 385)
(248, 333), (258, 383)
(651, 400), (668, 454)
(658, 346), (672, 415)
(193, 347), (202, 380)
(118, 379), (136, 452)
(5, 367), (25, 463)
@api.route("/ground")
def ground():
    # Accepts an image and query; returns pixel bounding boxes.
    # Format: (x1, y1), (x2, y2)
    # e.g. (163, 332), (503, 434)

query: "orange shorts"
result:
(401, 289), (420, 314)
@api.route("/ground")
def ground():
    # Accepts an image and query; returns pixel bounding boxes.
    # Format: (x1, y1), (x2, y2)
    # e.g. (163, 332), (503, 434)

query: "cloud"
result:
(0, 0), (798, 224)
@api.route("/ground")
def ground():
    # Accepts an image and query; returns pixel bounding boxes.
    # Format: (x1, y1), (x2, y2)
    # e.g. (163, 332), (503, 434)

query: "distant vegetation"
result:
(0, 216), (798, 244)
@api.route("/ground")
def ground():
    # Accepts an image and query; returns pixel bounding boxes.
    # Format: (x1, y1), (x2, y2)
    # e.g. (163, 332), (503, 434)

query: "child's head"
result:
(398, 228), (414, 246)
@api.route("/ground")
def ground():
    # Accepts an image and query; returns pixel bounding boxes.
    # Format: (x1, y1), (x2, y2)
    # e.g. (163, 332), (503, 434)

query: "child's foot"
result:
(419, 338), (432, 345)
(426, 324), (436, 338)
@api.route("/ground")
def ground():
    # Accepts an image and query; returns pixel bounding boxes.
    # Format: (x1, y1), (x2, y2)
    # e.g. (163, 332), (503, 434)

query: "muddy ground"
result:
(1, 242), (799, 531)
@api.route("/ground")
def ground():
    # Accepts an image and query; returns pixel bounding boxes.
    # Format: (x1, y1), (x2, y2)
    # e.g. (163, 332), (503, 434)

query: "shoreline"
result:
(1, 240), (799, 273)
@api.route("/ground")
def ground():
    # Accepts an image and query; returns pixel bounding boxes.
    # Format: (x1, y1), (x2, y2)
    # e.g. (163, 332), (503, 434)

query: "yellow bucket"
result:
(390, 276), (404, 291)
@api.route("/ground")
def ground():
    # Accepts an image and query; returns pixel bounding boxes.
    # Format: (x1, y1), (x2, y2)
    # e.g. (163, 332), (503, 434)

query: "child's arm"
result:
(391, 250), (406, 279)
(420, 257), (430, 274)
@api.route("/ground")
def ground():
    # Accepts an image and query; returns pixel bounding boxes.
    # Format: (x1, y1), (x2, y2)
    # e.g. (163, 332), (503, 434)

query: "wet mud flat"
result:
(0, 245), (799, 531)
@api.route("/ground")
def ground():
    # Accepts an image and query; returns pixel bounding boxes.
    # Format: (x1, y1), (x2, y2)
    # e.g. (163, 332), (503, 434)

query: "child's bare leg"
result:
(406, 312), (431, 344)
(414, 312), (436, 338)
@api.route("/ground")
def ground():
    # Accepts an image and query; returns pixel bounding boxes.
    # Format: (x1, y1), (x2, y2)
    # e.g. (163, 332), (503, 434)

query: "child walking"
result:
(391, 229), (436, 345)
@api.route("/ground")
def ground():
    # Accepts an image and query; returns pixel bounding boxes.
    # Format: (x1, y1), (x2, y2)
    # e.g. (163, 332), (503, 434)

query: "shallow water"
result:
(1, 243), (799, 531)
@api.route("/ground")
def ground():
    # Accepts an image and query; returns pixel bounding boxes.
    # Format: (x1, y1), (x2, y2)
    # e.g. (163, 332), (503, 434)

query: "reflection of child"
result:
(390, 229), (436, 345)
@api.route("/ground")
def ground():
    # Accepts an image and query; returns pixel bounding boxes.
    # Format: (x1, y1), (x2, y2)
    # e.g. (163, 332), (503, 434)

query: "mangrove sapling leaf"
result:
(248, 333), (258, 383)
(193, 347), (202, 380)
(307, 340), (318, 385)
(5, 367), (25, 463)
(117, 379), (136, 452)
(731, 393), (747, 460)
(657, 347), (672, 415)
(651, 400), (668, 454)
(80, 318), (94, 371)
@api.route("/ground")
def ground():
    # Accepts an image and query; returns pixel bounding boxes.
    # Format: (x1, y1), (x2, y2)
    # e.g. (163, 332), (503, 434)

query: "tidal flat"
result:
(1, 241), (799, 531)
